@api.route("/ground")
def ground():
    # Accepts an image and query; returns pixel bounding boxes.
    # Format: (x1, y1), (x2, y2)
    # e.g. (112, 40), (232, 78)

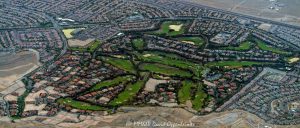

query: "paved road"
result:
(45, 14), (68, 58)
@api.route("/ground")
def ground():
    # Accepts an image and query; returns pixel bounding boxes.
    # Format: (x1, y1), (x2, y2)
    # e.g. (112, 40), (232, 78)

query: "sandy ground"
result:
(185, 0), (300, 26)
(143, 54), (153, 57)
(63, 28), (85, 39)
(0, 51), (38, 72)
(68, 38), (95, 47)
(144, 78), (167, 92)
(289, 57), (300, 63)
(3, 107), (299, 128)
(63, 29), (76, 38)
(182, 40), (195, 45)
(0, 51), (39, 91)
(0, 75), (19, 91)
(169, 24), (183, 31)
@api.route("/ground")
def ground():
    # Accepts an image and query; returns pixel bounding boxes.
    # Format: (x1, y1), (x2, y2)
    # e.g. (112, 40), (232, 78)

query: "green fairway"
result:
(139, 52), (194, 69)
(132, 38), (145, 50)
(149, 21), (185, 36)
(222, 41), (252, 51)
(102, 57), (136, 74)
(88, 75), (135, 92)
(256, 39), (289, 55)
(177, 37), (205, 47)
(109, 74), (148, 106)
(139, 63), (193, 77)
(88, 40), (102, 52)
(57, 98), (106, 111)
(205, 61), (268, 67)
(69, 47), (86, 52)
(192, 84), (207, 111)
(178, 81), (194, 104)
(136, 52), (203, 77)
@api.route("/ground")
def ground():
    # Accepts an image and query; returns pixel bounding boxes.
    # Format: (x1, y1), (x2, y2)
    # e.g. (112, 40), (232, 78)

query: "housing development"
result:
(0, 0), (299, 127)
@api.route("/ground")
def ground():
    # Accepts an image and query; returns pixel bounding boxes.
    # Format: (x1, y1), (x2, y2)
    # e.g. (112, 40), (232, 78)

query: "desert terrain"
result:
(1, 107), (298, 128)
(0, 51), (39, 91)
(186, 0), (300, 26)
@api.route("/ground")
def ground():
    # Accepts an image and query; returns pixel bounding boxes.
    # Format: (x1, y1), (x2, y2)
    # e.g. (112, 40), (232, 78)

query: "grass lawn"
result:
(88, 75), (135, 92)
(102, 57), (136, 74)
(57, 98), (106, 111)
(69, 47), (86, 52)
(109, 74), (149, 106)
(222, 41), (252, 51)
(205, 61), (268, 67)
(139, 63), (193, 77)
(177, 37), (205, 47)
(136, 52), (203, 78)
(132, 38), (145, 50)
(178, 81), (194, 104)
(192, 84), (207, 111)
(256, 39), (290, 55)
(87, 40), (102, 52)
(150, 21), (185, 36)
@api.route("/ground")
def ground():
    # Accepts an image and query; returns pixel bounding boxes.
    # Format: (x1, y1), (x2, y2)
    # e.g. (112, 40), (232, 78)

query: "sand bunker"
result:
(144, 78), (167, 92)
(169, 24), (183, 31)
(112, 55), (126, 59)
(143, 54), (153, 57)
(181, 40), (195, 45)
(289, 57), (300, 63)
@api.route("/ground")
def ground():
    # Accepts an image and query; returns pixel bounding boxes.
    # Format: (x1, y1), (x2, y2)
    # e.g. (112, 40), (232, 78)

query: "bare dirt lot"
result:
(91, 107), (299, 128)
(0, 51), (39, 91)
(186, 0), (300, 26)
(68, 38), (95, 47)
(4, 107), (299, 128)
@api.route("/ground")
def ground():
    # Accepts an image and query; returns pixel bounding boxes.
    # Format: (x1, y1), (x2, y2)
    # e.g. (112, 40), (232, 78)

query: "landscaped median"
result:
(11, 90), (31, 119)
